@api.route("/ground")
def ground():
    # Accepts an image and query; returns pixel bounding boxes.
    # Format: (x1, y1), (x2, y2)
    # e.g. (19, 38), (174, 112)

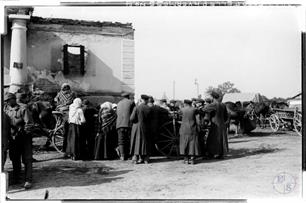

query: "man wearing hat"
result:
(116, 92), (135, 160)
(195, 98), (205, 109)
(191, 98), (197, 108)
(130, 94), (152, 164)
(2, 105), (10, 171)
(159, 99), (169, 111)
(205, 90), (229, 159)
(179, 99), (201, 165)
(169, 99), (179, 112)
(3, 92), (34, 189)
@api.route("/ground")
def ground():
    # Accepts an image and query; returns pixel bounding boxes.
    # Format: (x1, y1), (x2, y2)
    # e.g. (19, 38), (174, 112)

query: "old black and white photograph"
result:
(0, 0), (304, 201)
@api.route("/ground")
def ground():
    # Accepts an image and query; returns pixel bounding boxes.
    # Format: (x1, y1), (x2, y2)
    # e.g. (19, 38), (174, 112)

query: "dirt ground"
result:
(4, 128), (302, 200)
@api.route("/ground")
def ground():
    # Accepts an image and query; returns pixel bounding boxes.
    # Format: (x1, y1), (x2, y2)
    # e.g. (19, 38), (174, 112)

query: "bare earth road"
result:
(4, 128), (302, 200)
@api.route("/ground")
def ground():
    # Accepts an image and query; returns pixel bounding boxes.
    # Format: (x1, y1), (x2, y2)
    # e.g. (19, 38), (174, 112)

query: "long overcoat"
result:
(179, 106), (201, 156)
(130, 103), (152, 156)
(206, 101), (229, 155)
(116, 98), (135, 129)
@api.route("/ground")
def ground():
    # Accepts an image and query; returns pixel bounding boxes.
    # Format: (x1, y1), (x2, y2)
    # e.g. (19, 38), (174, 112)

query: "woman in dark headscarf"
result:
(94, 102), (118, 160)
(54, 83), (76, 112)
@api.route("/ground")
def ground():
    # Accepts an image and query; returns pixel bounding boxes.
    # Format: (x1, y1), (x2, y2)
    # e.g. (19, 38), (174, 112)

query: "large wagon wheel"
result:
(293, 111), (302, 136)
(269, 114), (280, 132)
(51, 112), (66, 153)
(155, 120), (181, 158)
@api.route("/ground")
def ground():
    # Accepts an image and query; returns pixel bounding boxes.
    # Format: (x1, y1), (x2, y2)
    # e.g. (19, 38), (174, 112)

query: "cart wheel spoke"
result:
(156, 139), (174, 143)
(159, 141), (174, 151)
(164, 127), (174, 138)
(156, 120), (181, 158)
(160, 132), (174, 140)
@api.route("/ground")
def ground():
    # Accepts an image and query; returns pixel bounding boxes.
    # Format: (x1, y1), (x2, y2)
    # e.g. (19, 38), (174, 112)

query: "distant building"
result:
(222, 92), (265, 103)
(3, 8), (135, 102)
(288, 93), (301, 111)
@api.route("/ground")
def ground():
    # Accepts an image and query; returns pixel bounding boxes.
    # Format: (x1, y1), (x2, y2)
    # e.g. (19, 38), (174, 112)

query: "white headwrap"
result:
(100, 101), (112, 110)
(69, 98), (85, 124)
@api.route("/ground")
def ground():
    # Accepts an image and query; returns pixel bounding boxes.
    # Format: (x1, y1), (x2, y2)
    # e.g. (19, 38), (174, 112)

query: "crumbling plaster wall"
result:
(27, 24), (124, 94)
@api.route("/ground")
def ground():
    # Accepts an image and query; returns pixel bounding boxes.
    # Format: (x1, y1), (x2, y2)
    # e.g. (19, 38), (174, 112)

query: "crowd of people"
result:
(2, 83), (229, 189)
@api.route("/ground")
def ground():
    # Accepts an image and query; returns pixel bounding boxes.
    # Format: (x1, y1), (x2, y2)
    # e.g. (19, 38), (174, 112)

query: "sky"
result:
(33, 6), (304, 100)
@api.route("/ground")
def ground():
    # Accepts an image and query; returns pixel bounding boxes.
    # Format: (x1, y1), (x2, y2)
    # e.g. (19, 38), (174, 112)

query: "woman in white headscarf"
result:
(66, 98), (86, 160)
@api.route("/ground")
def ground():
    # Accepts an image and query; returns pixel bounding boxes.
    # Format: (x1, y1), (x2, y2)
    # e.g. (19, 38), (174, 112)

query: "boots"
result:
(189, 156), (195, 165)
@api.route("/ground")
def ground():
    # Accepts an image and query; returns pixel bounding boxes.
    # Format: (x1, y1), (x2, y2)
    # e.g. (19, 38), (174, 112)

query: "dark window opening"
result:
(63, 44), (85, 76)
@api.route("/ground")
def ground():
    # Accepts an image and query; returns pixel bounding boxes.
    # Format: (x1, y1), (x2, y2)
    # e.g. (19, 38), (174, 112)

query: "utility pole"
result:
(194, 78), (199, 98)
(173, 80), (175, 100)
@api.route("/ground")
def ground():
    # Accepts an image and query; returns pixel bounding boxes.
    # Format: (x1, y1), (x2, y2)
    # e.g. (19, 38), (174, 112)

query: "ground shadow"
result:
(227, 146), (283, 159)
(228, 139), (252, 144)
(7, 159), (132, 193)
(247, 131), (288, 137)
(149, 156), (181, 163)
(197, 146), (283, 164)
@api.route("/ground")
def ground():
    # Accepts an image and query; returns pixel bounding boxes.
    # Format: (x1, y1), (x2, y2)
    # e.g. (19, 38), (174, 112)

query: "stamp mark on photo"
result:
(272, 172), (296, 194)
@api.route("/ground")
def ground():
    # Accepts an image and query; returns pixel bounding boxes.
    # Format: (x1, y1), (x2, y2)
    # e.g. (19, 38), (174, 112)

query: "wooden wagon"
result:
(268, 107), (302, 136)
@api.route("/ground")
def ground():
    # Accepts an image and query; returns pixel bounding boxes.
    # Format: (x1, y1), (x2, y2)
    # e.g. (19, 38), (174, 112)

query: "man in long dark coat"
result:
(4, 92), (33, 189)
(179, 99), (201, 165)
(205, 91), (229, 159)
(2, 111), (10, 171)
(130, 94), (152, 164)
(116, 92), (135, 160)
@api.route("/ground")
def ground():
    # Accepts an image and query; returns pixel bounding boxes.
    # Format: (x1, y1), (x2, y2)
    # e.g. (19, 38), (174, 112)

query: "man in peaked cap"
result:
(179, 99), (200, 165)
(184, 99), (192, 105)
(210, 90), (222, 102)
(130, 94), (152, 164)
(168, 99), (179, 112)
(121, 92), (130, 98)
(3, 92), (34, 189)
(148, 96), (156, 108)
(140, 94), (149, 101)
(116, 92), (135, 160)
(159, 99), (169, 111)
(191, 98), (197, 108)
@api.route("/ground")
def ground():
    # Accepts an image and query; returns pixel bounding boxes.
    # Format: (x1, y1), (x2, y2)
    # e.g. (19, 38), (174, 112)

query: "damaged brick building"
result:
(2, 8), (135, 103)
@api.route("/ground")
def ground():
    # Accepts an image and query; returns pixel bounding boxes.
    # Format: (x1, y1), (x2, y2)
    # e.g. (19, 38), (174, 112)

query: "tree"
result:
(205, 81), (240, 97)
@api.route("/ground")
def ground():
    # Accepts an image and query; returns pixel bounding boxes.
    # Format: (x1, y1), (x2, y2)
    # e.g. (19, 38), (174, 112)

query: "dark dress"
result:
(94, 108), (118, 160)
(82, 105), (98, 160)
(130, 103), (152, 156)
(66, 123), (82, 159)
(179, 106), (201, 156)
(205, 102), (229, 156)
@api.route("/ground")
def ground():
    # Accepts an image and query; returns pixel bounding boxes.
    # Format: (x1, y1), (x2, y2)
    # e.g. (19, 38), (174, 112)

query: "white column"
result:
(8, 14), (30, 93)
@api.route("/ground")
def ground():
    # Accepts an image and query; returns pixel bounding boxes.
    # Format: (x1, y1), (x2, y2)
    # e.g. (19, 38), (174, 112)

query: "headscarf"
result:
(55, 83), (75, 109)
(69, 98), (82, 115)
(100, 102), (112, 110)
(99, 102), (117, 130)
(69, 98), (85, 124)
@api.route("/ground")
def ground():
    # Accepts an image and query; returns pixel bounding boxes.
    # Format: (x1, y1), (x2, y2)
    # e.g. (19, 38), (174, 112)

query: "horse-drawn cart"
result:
(154, 109), (211, 158)
(154, 111), (182, 158)
(30, 110), (66, 153)
(268, 108), (302, 136)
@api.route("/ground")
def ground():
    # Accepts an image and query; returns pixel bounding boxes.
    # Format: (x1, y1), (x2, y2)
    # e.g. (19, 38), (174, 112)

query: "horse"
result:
(244, 101), (276, 128)
(29, 100), (56, 130)
(224, 101), (247, 135)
